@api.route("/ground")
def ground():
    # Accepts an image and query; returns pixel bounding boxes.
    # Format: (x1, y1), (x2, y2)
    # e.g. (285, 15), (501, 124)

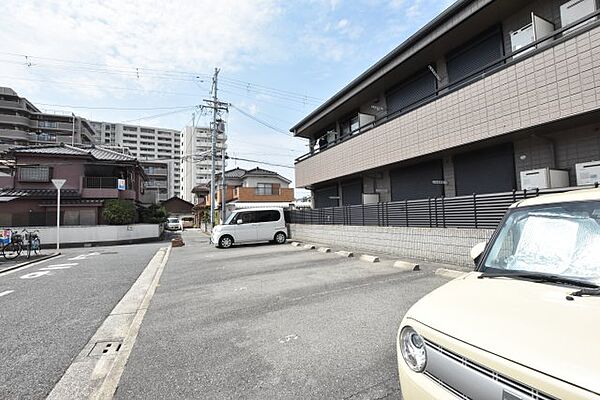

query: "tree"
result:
(139, 204), (168, 224)
(102, 199), (136, 225)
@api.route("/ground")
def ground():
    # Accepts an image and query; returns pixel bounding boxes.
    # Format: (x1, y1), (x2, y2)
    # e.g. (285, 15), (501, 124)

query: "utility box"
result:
(510, 13), (554, 58)
(520, 168), (569, 190)
(362, 193), (379, 205)
(575, 161), (600, 185)
(560, 0), (597, 33)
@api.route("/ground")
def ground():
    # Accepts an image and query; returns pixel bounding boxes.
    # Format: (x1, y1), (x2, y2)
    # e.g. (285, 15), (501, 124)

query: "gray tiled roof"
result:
(0, 188), (80, 199)
(11, 144), (136, 162)
(214, 167), (291, 184)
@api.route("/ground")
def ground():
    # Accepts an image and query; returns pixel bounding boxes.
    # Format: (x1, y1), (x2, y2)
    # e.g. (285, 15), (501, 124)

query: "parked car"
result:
(164, 217), (183, 231)
(397, 188), (600, 400)
(181, 216), (194, 229)
(211, 207), (287, 248)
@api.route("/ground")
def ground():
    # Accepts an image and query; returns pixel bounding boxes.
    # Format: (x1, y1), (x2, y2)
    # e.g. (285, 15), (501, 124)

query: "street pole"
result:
(51, 179), (66, 252)
(221, 134), (226, 223)
(71, 113), (75, 146)
(210, 68), (219, 227)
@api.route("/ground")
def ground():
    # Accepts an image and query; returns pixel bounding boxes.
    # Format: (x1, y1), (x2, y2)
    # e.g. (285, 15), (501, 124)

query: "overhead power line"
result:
(36, 103), (198, 111)
(230, 104), (292, 136)
(226, 156), (294, 169)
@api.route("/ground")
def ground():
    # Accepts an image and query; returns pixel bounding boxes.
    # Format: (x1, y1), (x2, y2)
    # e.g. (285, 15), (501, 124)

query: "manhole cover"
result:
(89, 341), (122, 356)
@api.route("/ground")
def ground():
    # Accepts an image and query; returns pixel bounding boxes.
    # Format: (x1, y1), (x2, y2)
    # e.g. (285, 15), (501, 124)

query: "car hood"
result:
(408, 272), (600, 395)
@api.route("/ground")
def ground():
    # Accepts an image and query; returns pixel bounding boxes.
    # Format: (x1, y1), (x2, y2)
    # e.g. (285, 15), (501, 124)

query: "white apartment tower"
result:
(180, 126), (227, 203)
(90, 121), (182, 198)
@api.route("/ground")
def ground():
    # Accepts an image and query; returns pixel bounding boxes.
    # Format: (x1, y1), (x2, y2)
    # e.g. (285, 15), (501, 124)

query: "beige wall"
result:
(296, 25), (600, 187)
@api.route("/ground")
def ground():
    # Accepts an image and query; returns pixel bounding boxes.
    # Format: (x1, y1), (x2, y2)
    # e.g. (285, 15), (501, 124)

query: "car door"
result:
(233, 211), (258, 243)
(256, 210), (280, 241)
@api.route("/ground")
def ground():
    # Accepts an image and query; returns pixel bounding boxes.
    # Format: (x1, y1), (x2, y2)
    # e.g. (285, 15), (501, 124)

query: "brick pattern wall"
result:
(296, 25), (600, 187)
(289, 224), (494, 267)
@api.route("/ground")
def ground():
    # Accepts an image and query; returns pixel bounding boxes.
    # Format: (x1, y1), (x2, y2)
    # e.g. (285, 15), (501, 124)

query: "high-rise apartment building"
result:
(0, 87), (96, 153)
(180, 126), (227, 203)
(89, 121), (181, 198)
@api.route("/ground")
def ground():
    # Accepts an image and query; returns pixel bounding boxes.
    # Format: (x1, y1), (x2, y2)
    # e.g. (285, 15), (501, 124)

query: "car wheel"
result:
(274, 232), (286, 244)
(219, 235), (233, 249)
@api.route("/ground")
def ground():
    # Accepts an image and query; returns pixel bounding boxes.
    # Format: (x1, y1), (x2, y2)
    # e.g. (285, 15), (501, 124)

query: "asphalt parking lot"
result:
(116, 231), (451, 399)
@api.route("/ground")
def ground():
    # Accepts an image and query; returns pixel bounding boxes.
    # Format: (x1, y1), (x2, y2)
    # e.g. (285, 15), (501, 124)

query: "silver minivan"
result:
(211, 207), (287, 248)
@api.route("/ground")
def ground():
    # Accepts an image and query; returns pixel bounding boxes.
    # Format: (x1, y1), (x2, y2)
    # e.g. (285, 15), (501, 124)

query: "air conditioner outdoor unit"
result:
(520, 168), (569, 190)
(510, 13), (554, 58)
(560, 0), (597, 34)
(362, 193), (379, 204)
(575, 161), (600, 185)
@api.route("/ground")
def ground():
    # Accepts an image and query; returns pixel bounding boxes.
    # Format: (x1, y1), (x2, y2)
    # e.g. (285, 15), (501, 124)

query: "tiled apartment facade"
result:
(293, 0), (600, 207)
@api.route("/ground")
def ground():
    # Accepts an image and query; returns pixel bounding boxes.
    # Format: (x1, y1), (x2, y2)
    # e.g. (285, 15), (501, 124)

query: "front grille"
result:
(425, 339), (558, 400)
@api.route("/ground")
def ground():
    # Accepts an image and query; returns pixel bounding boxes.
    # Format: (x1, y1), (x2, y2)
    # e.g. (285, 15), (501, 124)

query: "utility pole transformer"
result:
(204, 68), (229, 227)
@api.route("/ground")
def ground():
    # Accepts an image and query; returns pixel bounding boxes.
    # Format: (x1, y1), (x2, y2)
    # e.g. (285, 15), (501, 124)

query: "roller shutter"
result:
(314, 185), (339, 208)
(390, 159), (444, 201)
(341, 180), (362, 206)
(454, 143), (515, 195)
(386, 71), (437, 116)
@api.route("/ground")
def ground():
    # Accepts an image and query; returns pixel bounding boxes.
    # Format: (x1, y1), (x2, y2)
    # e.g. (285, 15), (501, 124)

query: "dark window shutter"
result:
(314, 185), (339, 208)
(454, 143), (515, 195)
(386, 71), (437, 115)
(390, 160), (444, 201)
(341, 180), (363, 205)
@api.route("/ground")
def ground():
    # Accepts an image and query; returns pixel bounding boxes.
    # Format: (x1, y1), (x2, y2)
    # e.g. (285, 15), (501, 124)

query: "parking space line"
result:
(0, 290), (14, 297)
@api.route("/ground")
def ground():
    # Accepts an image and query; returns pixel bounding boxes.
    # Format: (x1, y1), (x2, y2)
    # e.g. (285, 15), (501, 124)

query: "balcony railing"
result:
(295, 10), (600, 163)
(83, 177), (132, 189)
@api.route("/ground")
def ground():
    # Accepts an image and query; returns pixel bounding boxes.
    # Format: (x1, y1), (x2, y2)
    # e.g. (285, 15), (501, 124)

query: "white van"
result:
(211, 207), (287, 248)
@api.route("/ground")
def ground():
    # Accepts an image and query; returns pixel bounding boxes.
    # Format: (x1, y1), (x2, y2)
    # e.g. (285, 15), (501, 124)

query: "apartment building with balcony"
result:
(0, 87), (96, 153)
(180, 125), (227, 203)
(89, 121), (181, 198)
(0, 144), (146, 226)
(139, 159), (176, 203)
(293, 0), (600, 208)
(207, 167), (294, 209)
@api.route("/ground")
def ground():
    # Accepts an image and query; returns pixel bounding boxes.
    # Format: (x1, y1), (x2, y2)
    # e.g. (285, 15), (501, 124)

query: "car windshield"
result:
(168, 218), (179, 223)
(482, 200), (600, 285)
(224, 212), (237, 225)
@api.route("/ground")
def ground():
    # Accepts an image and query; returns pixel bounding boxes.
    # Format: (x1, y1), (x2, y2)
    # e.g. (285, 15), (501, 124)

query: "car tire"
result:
(274, 232), (287, 244)
(218, 235), (234, 249)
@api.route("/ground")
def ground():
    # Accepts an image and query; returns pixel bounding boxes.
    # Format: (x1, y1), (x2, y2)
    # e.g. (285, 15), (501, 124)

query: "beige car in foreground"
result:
(397, 188), (600, 400)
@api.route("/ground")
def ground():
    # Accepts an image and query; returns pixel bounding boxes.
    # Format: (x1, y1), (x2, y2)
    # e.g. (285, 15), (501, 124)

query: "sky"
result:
(0, 0), (454, 197)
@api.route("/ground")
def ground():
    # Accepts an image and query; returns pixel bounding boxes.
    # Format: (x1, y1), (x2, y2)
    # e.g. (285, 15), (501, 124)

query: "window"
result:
(256, 210), (280, 222)
(123, 125), (137, 132)
(140, 128), (155, 134)
(256, 183), (274, 195)
(18, 166), (51, 182)
(231, 211), (257, 224)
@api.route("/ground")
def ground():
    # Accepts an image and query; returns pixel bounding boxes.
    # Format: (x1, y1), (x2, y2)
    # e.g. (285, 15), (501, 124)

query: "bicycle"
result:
(22, 229), (41, 259)
(2, 229), (23, 260)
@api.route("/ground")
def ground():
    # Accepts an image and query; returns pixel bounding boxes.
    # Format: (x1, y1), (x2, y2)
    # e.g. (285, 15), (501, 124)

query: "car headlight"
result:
(400, 326), (427, 372)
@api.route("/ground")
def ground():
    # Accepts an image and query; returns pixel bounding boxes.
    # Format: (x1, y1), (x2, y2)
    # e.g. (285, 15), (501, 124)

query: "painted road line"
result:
(68, 253), (99, 261)
(0, 290), (14, 297)
(20, 271), (51, 279)
(0, 253), (62, 277)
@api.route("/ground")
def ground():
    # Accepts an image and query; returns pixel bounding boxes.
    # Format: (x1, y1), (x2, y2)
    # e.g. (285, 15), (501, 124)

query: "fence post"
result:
(385, 202), (390, 227)
(512, 189), (516, 203)
(428, 198), (432, 227)
(473, 193), (478, 229)
(362, 204), (365, 226)
(442, 196), (446, 228)
(405, 199), (409, 227)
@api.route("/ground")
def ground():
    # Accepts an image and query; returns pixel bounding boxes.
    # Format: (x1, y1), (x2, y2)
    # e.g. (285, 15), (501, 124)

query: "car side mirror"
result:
(470, 242), (486, 266)
(236, 219), (243, 225)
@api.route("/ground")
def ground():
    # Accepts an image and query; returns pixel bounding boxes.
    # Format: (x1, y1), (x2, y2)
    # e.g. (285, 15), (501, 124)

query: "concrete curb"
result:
(317, 247), (331, 253)
(359, 254), (380, 263)
(335, 251), (354, 257)
(303, 244), (316, 250)
(393, 260), (420, 271)
(290, 242), (302, 247)
(435, 268), (467, 279)
(0, 252), (61, 275)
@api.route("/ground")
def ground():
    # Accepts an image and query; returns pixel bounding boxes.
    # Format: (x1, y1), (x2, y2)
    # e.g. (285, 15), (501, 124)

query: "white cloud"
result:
(337, 18), (349, 29)
(0, 0), (282, 99)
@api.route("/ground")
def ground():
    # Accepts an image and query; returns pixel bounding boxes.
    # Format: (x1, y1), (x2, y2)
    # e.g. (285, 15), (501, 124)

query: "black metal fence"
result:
(289, 187), (589, 229)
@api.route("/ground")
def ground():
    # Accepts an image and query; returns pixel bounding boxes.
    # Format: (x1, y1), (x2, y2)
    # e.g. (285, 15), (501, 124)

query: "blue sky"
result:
(0, 0), (454, 192)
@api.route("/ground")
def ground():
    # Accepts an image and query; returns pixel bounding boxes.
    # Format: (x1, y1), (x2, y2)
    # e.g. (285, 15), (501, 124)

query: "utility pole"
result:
(203, 67), (229, 227)
(220, 120), (227, 223)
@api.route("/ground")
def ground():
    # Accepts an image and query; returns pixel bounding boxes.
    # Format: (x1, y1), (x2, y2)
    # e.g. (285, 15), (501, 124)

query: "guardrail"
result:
(289, 186), (598, 229)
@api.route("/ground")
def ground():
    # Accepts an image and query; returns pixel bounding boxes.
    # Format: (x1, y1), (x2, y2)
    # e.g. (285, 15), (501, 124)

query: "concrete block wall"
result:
(290, 224), (494, 267)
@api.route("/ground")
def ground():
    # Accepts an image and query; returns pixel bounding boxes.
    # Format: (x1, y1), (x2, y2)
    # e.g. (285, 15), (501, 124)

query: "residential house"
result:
(207, 167), (294, 210)
(0, 144), (147, 226)
(292, 0), (600, 208)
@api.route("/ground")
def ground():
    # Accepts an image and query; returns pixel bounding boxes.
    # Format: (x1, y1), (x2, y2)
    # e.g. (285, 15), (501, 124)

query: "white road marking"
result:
(20, 271), (51, 279)
(0, 254), (64, 277)
(278, 334), (298, 344)
(234, 286), (247, 291)
(39, 264), (77, 270)
(0, 290), (14, 297)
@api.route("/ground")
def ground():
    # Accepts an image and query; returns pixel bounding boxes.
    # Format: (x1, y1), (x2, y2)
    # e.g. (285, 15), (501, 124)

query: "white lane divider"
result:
(0, 290), (14, 297)
(68, 252), (99, 261)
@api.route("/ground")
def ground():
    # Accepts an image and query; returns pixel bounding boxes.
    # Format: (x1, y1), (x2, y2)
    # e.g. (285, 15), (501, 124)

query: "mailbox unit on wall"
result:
(520, 168), (569, 190)
(509, 13), (554, 58)
(575, 161), (600, 185)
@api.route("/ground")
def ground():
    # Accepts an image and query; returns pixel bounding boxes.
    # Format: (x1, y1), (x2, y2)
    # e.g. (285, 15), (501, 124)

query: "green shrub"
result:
(139, 204), (168, 224)
(102, 199), (136, 225)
